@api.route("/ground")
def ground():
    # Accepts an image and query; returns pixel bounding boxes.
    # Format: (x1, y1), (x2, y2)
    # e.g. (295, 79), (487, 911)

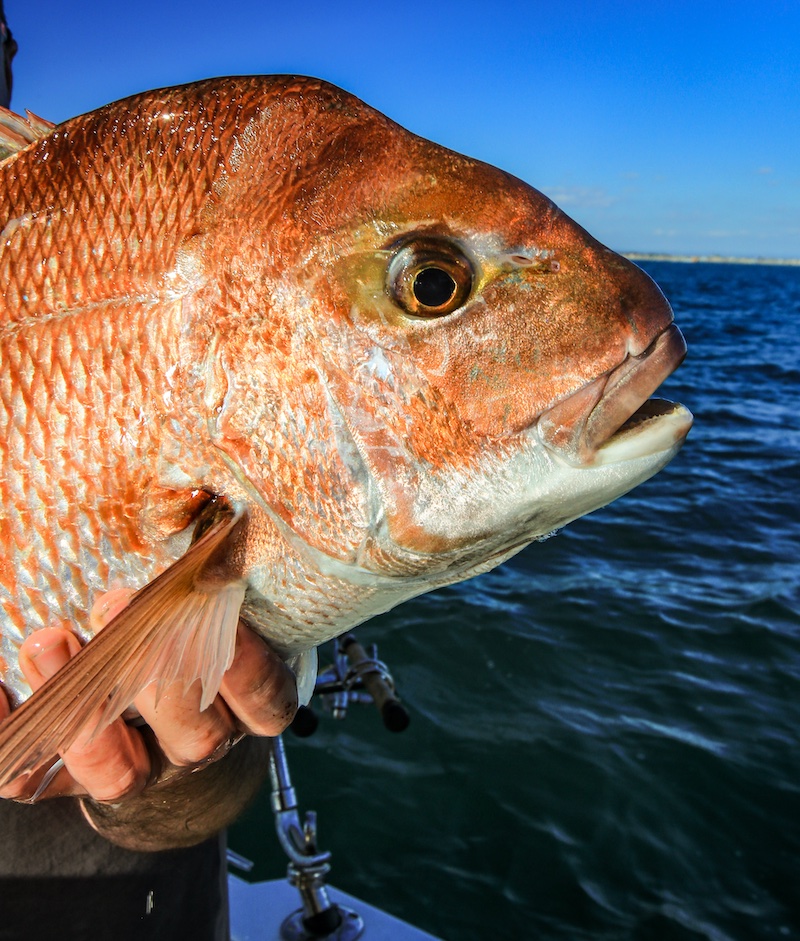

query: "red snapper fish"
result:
(0, 76), (691, 784)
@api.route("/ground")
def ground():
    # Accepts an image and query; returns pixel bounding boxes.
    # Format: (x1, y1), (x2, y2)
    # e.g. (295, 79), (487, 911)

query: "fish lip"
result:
(537, 324), (691, 466)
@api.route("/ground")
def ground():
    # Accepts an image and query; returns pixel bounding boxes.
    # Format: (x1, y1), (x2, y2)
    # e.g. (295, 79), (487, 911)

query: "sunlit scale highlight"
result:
(0, 76), (691, 785)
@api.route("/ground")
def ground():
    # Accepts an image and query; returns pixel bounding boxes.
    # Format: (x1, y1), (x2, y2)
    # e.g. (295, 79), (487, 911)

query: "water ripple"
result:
(231, 262), (800, 941)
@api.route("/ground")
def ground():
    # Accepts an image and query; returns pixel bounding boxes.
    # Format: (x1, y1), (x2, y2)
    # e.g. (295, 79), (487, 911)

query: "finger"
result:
(0, 759), (80, 802)
(18, 627), (83, 679)
(0, 635), (82, 800)
(133, 679), (238, 769)
(0, 684), (46, 800)
(89, 586), (135, 632)
(60, 715), (151, 802)
(95, 587), (239, 769)
(219, 621), (298, 736)
(20, 628), (151, 802)
(92, 594), (297, 741)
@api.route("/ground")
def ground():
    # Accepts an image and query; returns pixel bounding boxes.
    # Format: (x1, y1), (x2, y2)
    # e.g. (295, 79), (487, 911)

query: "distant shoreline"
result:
(624, 252), (800, 267)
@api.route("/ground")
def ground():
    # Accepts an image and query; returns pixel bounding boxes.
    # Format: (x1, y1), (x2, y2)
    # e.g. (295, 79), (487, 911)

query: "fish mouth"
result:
(537, 324), (692, 467)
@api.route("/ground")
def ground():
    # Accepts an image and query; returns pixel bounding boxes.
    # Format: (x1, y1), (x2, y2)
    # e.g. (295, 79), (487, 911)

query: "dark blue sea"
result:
(230, 261), (800, 941)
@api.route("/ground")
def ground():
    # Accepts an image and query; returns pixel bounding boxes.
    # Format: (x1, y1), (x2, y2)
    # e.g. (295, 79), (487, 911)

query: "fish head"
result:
(196, 78), (691, 582)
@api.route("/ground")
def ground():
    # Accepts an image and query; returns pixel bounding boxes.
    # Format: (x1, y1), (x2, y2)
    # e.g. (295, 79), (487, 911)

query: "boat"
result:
(228, 636), (442, 941)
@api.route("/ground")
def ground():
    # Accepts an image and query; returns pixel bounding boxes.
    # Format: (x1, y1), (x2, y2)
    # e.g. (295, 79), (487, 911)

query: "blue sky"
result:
(5, 1), (799, 258)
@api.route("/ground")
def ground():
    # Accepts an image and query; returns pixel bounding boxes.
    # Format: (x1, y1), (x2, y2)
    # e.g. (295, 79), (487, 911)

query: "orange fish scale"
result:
(0, 76), (690, 768)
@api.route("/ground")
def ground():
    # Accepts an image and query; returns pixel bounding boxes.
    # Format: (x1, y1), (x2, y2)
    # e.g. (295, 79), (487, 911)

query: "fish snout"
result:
(614, 254), (677, 356)
(537, 321), (689, 467)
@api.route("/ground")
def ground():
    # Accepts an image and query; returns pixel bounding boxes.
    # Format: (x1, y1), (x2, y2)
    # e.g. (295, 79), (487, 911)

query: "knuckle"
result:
(88, 764), (147, 803)
(236, 673), (298, 737)
(168, 723), (232, 767)
(242, 698), (297, 737)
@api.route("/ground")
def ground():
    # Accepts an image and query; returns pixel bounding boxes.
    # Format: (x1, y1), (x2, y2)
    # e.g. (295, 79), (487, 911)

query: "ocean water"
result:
(229, 261), (800, 941)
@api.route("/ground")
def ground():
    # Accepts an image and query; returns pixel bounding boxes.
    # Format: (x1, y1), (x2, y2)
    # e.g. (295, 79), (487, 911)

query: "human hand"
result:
(0, 589), (298, 805)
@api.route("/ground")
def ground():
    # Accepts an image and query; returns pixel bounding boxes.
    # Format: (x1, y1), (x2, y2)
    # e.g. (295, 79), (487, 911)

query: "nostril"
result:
(502, 250), (560, 272)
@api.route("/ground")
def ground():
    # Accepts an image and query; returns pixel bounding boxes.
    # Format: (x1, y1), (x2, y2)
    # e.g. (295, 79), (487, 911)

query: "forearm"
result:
(80, 734), (271, 852)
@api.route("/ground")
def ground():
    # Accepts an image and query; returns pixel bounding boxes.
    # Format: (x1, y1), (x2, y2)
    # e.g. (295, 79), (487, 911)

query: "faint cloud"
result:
(544, 186), (616, 208)
(704, 229), (751, 239)
(620, 171), (640, 180)
(757, 166), (774, 175)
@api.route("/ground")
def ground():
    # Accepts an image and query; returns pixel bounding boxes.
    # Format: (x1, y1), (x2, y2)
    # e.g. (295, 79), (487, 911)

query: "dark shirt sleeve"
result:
(0, 799), (229, 941)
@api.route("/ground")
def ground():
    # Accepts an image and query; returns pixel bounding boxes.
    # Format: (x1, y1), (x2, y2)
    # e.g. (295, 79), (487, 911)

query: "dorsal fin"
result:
(0, 106), (55, 160)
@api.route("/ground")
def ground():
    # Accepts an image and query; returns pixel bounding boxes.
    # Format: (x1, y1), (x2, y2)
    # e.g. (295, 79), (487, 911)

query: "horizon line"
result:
(624, 252), (800, 267)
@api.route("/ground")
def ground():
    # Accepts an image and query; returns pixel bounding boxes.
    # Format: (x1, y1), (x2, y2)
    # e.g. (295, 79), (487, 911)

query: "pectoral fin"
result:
(0, 502), (247, 787)
(286, 647), (318, 706)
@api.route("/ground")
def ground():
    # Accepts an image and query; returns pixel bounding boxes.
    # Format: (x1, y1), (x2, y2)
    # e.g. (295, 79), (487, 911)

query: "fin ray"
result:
(287, 647), (319, 706)
(0, 505), (245, 787)
(0, 106), (55, 160)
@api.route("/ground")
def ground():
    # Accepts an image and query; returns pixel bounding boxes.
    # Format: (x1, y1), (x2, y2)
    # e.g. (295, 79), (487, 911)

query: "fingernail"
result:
(90, 587), (134, 632)
(28, 637), (74, 679)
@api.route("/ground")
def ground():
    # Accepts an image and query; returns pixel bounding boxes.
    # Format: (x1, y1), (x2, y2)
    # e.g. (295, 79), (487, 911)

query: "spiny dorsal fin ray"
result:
(0, 106), (55, 159)
(0, 502), (247, 788)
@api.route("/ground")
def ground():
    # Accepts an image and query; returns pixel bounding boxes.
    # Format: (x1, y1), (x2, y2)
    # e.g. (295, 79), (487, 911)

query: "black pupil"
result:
(413, 267), (457, 308)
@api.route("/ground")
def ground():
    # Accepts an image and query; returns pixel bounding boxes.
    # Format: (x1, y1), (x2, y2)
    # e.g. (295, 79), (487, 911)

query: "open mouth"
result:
(537, 324), (693, 466)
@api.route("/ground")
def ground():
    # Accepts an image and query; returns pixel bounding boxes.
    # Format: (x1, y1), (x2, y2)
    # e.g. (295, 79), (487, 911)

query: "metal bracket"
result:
(268, 736), (364, 940)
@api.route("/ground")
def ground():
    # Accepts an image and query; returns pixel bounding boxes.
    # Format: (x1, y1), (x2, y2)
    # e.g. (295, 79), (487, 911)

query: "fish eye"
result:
(414, 267), (457, 308)
(387, 237), (474, 318)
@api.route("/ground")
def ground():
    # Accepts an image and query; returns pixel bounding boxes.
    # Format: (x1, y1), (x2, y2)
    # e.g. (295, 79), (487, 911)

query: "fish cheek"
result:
(310, 331), (485, 558)
(328, 248), (549, 439)
(410, 270), (622, 438)
(209, 358), (372, 565)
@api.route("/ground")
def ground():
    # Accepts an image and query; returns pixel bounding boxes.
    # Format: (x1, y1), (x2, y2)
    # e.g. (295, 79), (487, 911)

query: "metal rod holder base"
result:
(280, 904), (364, 940)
